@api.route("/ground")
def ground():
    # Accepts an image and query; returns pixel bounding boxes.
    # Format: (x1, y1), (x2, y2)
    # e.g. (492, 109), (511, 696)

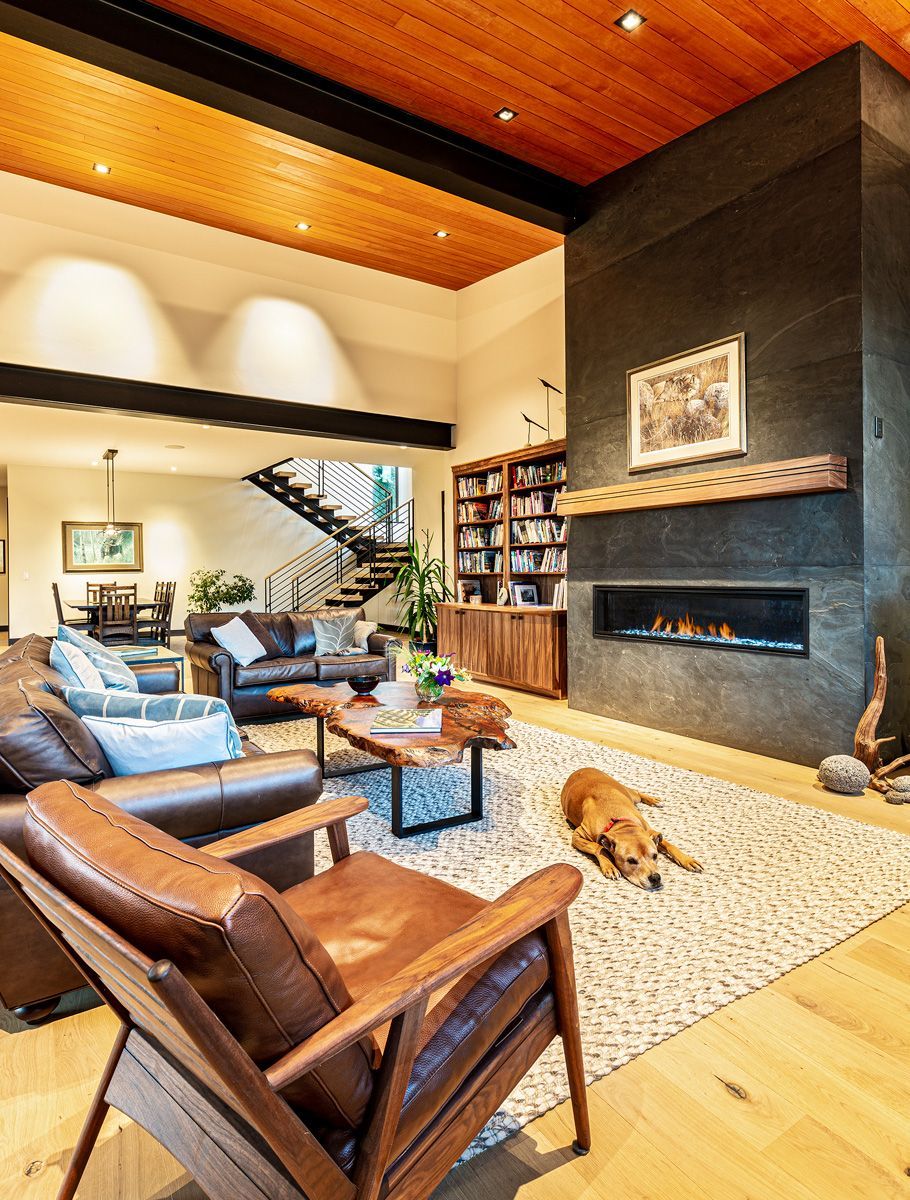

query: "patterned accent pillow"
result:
(63, 687), (243, 757)
(55, 625), (137, 691)
(312, 614), (365, 656)
(352, 620), (378, 651)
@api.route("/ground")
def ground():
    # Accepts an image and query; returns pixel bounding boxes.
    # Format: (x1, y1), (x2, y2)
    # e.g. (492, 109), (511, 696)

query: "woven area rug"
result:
(253, 715), (910, 1158)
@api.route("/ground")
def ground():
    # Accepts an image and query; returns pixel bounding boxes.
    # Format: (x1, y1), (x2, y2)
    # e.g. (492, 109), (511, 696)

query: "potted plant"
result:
(187, 568), (256, 614)
(398, 647), (470, 703)
(392, 529), (452, 654)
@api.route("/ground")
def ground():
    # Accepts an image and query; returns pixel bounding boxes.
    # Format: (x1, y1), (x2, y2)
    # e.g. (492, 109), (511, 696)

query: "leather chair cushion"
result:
(23, 781), (374, 1128)
(0, 680), (111, 791)
(233, 657), (317, 687)
(314, 655), (389, 681)
(288, 608), (366, 658)
(184, 612), (295, 656)
(239, 611), (283, 659)
(286, 852), (550, 1166)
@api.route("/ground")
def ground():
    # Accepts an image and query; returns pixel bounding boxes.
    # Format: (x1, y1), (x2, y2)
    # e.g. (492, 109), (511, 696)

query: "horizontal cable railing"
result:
(259, 457), (394, 519)
(265, 498), (413, 613)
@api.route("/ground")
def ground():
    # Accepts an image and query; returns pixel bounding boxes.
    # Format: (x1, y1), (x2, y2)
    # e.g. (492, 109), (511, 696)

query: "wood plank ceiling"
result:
(0, 30), (561, 290)
(150, 0), (910, 185)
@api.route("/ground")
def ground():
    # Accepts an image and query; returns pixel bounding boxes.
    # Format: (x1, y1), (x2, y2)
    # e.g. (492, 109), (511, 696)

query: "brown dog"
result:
(560, 767), (702, 891)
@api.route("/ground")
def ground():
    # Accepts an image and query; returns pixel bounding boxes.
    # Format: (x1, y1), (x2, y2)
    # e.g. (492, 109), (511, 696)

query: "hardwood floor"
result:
(1, 685), (907, 1200)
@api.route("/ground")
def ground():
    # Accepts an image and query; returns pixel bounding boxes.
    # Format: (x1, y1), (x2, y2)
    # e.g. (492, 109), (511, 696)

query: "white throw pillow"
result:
(210, 616), (268, 667)
(50, 640), (107, 692)
(82, 712), (240, 776)
(353, 620), (378, 651)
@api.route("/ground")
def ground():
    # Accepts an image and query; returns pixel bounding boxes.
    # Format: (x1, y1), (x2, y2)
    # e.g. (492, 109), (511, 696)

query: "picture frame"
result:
(0, 539), (4, 574)
(510, 582), (539, 607)
(62, 522), (144, 572)
(459, 579), (481, 603)
(627, 333), (746, 472)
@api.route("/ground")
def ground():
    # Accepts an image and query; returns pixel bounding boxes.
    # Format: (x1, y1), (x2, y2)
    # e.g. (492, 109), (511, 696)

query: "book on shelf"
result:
(510, 517), (567, 545)
(371, 707), (443, 734)
(510, 546), (567, 573)
(511, 485), (565, 516)
(456, 468), (502, 498)
(458, 548), (503, 574)
(458, 496), (503, 522)
(512, 460), (567, 488)
(552, 579), (568, 609)
(458, 523), (503, 549)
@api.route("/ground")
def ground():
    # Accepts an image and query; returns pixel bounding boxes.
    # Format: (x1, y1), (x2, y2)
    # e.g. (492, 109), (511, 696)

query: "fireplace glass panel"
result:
(593, 586), (809, 656)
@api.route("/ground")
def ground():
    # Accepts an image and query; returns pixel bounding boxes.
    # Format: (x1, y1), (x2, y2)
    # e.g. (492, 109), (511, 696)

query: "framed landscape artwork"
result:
(62, 522), (144, 572)
(0, 539), (4, 573)
(627, 333), (746, 472)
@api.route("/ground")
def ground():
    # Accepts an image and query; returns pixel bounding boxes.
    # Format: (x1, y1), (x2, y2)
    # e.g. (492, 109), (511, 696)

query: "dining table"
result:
(64, 598), (159, 615)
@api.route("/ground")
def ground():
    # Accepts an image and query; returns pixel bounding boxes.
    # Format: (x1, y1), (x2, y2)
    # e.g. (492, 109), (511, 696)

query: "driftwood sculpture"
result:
(852, 636), (896, 776)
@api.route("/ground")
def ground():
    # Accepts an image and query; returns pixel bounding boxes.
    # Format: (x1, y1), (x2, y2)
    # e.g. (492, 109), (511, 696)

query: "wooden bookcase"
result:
(446, 440), (568, 697)
(452, 438), (567, 606)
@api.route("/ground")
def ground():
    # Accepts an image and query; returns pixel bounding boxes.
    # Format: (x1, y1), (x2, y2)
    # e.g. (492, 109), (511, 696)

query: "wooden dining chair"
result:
(51, 583), (94, 633)
(95, 583), (138, 645)
(136, 580), (176, 647)
(0, 782), (590, 1200)
(85, 582), (116, 605)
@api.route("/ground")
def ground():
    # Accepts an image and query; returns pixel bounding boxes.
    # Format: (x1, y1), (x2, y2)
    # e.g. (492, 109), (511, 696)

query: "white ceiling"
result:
(0, 399), (424, 480)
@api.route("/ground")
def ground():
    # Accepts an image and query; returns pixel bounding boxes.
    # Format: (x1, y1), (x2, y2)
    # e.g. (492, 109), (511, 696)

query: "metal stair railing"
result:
(264, 498), (414, 613)
(254, 457), (394, 520)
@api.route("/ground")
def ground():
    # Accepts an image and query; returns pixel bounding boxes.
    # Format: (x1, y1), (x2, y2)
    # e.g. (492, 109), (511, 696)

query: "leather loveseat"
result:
(0, 634), (323, 1021)
(184, 608), (401, 719)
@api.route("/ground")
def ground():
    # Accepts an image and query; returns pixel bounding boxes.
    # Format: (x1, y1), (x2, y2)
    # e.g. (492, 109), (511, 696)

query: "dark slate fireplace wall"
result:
(565, 46), (910, 766)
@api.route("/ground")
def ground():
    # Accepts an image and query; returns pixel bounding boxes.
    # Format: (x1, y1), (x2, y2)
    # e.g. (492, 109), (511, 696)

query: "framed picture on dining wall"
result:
(62, 522), (144, 572)
(0, 539), (5, 573)
(627, 333), (746, 472)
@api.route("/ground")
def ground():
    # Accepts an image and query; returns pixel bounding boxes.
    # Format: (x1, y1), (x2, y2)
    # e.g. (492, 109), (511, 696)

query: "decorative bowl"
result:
(347, 675), (380, 696)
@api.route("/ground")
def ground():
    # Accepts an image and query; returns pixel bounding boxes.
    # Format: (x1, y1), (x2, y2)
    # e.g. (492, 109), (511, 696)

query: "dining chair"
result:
(0, 783), (590, 1200)
(95, 583), (138, 645)
(85, 582), (116, 605)
(51, 583), (94, 634)
(136, 580), (176, 647)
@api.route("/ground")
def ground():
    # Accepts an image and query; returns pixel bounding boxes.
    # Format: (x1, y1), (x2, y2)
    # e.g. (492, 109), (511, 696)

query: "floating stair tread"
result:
(273, 470), (296, 479)
(289, 483), (312, 491)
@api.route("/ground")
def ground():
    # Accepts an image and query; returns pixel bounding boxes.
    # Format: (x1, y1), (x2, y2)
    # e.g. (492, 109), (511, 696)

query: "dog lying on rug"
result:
(561, 767), (703, 891)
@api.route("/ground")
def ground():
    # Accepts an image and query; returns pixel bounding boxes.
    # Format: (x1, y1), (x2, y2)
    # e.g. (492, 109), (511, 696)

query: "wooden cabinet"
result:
(437, 603), (567, 698)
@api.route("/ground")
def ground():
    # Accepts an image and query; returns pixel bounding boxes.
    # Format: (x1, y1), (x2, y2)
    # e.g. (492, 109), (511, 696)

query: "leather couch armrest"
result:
(185, 639), (234, 706)
(368, 631), (401, 680)
(134, 661), (181, 694)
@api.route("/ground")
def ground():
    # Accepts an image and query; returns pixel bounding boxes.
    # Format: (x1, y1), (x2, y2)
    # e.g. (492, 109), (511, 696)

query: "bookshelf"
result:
(453, 439), (567, 606)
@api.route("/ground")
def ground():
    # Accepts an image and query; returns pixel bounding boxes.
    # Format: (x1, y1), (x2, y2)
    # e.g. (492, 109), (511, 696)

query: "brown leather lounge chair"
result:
(0, 780), (590, 1200)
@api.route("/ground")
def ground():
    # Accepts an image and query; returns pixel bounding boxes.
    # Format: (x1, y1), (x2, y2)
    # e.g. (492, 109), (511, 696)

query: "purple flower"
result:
(434, 668), (453, 686)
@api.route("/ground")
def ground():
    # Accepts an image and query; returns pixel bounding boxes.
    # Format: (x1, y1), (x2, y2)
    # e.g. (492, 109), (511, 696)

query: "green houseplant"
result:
(187, 568), (255, 614)
(392, 530), (452, 654)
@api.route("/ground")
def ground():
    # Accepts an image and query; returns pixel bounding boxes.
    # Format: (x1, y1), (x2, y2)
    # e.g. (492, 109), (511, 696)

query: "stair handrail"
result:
(284, 498), (413, 593)
(264, 492), (398, 585)
(254, 457), (394, 512)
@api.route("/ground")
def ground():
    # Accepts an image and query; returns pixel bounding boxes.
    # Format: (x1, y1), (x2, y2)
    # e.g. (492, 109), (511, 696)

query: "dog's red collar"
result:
(601, 818), (636, 836)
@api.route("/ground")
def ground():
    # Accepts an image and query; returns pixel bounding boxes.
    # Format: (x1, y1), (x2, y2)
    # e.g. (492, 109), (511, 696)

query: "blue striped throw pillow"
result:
(62, 688), (243, 757)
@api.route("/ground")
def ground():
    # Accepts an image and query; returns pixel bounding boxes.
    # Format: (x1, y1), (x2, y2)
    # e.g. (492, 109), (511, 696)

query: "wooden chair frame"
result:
(0, 797), (590, 1200)
(136, 580), (176, 647)
(51, 582), (94, 633)
(95, 583), (138, 644)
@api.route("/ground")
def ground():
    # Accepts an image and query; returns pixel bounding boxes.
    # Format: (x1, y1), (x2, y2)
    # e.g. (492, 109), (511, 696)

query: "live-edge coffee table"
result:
(268, 680), (514, 838)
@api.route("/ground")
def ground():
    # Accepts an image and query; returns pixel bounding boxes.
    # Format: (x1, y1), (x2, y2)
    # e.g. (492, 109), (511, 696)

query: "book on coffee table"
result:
(371, 707), (443, 735)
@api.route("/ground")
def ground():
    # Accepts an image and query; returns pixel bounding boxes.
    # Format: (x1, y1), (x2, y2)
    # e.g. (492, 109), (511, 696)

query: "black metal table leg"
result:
(391, 765), (404, 838)
(390, 748), (486, 839)
(470, 745), (484, 819)
(315, 717), (325, 773)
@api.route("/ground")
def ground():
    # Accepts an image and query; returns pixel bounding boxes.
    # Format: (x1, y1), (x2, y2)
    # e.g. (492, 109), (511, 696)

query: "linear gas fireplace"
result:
(593, 585), (809, 656)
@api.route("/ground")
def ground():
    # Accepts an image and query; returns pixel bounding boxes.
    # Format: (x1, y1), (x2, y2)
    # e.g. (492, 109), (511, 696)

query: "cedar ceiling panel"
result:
(0, 30), (561, 289)
(149, 0), (910, 184)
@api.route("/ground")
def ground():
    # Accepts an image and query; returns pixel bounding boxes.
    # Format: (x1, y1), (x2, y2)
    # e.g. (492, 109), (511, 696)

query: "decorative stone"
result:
(817, 754), (871, 794)
(885, 775), (910, 794)
(884, 790), (906, 805)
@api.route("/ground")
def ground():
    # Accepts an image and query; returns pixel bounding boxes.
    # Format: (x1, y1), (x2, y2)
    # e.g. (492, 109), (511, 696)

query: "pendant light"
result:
(102, 448), (119, 535)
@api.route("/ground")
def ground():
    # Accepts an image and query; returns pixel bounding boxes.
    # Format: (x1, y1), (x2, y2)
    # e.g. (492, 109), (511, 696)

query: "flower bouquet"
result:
(398, 647), (471, 703)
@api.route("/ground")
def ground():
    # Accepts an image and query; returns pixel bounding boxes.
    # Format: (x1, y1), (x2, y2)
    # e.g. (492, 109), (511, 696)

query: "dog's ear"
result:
(652, 831), (663, 848)
(598, 833), (615, 852)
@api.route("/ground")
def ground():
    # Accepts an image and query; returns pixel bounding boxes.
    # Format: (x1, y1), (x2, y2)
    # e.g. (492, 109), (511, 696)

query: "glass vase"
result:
(415, 677), (443, 704)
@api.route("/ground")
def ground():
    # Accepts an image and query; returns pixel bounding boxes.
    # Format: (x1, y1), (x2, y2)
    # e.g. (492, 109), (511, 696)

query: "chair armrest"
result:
(265, 862), (582, 1090)
(185, 640), (233, 672)
(185, 640), (234, 706)
(206, 796), (368, 865)
(134, 661), (181, 694)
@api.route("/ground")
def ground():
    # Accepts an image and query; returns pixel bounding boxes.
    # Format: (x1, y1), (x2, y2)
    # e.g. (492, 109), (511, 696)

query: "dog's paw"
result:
(680, 856), (703, 872)
(597, 859), (621, 880)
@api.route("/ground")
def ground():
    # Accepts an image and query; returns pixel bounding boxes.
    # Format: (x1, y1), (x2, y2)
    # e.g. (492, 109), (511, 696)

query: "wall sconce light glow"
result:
(91, 460), (98, 467)
(294, 222), (311, 231)
(434, 230), (450, 239)
(170, 465), (177, 472)
(202, 424), (211, 429)
(92, 162), (112, 175)
(615, 9), (646, 30)
(494, 107), (517, 122)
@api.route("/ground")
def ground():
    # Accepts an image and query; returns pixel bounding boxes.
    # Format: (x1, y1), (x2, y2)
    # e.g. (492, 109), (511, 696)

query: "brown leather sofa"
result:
(0, 634), (323, 1021)
(185, 608), (401, 719)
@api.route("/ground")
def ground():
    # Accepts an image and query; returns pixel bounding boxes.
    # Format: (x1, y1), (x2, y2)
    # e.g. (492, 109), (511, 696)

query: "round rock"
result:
(817, 755), (871, 794)
(884, 789), (906, 805)
(885, 775), (910, 794)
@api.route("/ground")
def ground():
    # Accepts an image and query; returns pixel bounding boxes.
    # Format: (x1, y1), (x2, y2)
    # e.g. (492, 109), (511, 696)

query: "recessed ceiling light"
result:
(494, 107), (518, 122)
(615, 9), (646, 31)
(170, 465), (177, 472)
(92, 162), (112, 175)
(434, 230), (450, 238)
(90, 460), (98, 467)
(294, 221), (311, 231)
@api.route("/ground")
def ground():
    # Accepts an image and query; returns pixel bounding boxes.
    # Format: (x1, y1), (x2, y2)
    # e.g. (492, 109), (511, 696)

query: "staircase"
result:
(246, 458), (413, 612)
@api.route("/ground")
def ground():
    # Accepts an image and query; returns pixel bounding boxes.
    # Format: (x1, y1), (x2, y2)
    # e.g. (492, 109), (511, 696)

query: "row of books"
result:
(511, 486), (565, 516)
(512, 460), (566, 488)
(510, 517), (567, 545)
(458, 524), (503, 549)
(551, 579), (568, 609)
(510, 547), (567, 573)
(457, 469), (502, 498)
(458, 549), (504, 574)
(457, 497), (503, 522)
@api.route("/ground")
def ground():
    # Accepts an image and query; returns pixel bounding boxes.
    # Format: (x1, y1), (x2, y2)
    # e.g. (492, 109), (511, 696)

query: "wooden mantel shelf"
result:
(556, 454), (847, 517)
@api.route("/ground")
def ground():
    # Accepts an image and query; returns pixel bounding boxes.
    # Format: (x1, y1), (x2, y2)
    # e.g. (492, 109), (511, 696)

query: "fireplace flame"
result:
(649, 610), (737, 641)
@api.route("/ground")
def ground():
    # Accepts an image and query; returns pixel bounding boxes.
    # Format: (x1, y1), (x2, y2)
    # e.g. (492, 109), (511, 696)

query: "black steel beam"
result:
(0, 362), (454, 449)
(0, 0), (579, 231)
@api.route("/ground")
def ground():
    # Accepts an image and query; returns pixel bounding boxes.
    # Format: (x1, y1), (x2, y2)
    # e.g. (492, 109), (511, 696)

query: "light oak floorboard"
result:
(1, 684), (907, 1199)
